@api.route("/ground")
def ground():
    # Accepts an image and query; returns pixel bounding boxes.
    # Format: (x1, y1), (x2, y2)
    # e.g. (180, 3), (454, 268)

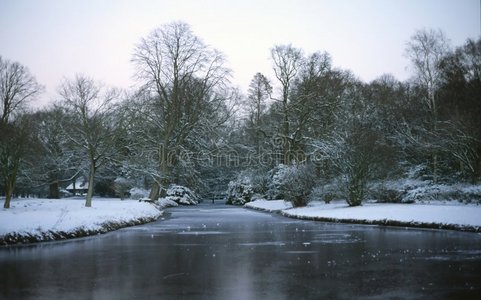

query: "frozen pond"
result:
(1, 203), (481, 299)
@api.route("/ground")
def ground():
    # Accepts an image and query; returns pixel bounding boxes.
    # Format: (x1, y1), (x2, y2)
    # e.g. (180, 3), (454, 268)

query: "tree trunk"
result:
(150, 142), (171, 200)
(3, 163), (18, 209)
(49, 182), (60, 199)
(149, 175), (169, 200)
(159, 178), (168, 198)
(149, 180), (160, 201)
(48, 171), (60, 199)
(3, 181), (13, 209)
(431, 96), (438, 183)
(432, 153), (438, 184)
(473, 155), (481, 184)
(282, 87), (290, 165)
(85, 164), (95, 207)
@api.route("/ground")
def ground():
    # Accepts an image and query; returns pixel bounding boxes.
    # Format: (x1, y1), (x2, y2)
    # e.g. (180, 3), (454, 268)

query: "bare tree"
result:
(58, 75), (119, 207)
(405, 29), (450, 182)
(0, 117), (35, 208)
(0, 56), (43, 208)
(406, 29), (450, 115)
(0, 56), (43, 124)
(290, 51), (332, 148)
(29, 106), (83, 199)
(270, 44), (303, 163)
(131, 21), (231, 200)
(312, 78), (382, 206)
(437, 38), (481, 182)
(246, 72), (272, 152)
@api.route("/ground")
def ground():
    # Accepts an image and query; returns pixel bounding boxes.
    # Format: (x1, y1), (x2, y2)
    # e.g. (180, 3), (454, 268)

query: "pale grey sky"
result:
(1, 0), (479, 107)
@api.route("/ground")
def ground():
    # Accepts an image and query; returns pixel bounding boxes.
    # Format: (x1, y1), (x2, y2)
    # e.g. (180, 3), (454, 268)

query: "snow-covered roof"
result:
(65, 179), (89, 190)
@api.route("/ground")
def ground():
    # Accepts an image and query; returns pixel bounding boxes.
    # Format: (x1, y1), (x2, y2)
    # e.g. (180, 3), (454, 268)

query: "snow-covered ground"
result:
(245, 199), (293, 212)
(0, 198), (162, 245)
(245, 199), (481, 232)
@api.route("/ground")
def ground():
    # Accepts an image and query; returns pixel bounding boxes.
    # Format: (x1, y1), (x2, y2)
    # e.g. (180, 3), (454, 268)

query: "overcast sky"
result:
(1, 0), (479, 107)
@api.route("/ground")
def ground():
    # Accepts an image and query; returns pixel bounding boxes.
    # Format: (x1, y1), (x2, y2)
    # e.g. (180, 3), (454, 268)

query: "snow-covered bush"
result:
(369, 179), (427, 203)
(164, 185), (200, 205)
(370, 180), (481, 204)
(267, 164), (291, 200)
(403, 183), (481, 203)
(370, 186), (405, 203)
(129, 187), (150, 200)
(340, 171), (368, 207)
(157, 198), (179, 209)
(113, 177), (132, 200)
(457, 185), (481, 203)
(280, 164), (316, 207)
(250, 172), (270, 196)
(310, 182), (341, 204)
(309, 177), (345, 203)
(225, 175), (254, 205)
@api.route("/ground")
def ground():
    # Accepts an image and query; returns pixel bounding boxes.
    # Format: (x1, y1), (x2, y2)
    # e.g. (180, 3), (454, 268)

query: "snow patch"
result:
(244, 199), (293, 212)
(129, 187), (150, 200)
(245, 200), (481, 232)
(157, 198), (179, 209)
(0, 198), (162, 245)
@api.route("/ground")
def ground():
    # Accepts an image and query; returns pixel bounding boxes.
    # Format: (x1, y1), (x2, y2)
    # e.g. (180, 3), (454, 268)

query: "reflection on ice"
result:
(177, 231), (227, 235)
(239, 241), (287, 247)
(311, 233), (362, 244)
(285, 250), (318, 254)
(4, 204), (479, 300)
(420, 249), (481, 261)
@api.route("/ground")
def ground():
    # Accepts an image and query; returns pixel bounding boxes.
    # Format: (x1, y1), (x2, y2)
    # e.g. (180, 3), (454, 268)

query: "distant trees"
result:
(29, 107), (82, 199)
(246, 72), (272, 152)
(234, 32), (481, 207)
(402, 31), (481, 184)
(405, 29), (451, 182)
(291, 51), (333, 141)
(1, 24), (479, 209)
(237, 46), (401, 206)
(312, 74), (385, 206)
(0, 56), (43, 208)
(437, 38), (481, 182)
(270, 45), (303, 163)
(0, 116), (36, 208)
(0, 56), (43, 124)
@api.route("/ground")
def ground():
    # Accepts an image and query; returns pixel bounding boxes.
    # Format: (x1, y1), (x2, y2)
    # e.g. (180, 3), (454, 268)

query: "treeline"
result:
(228, 29), (480, 206)
(1, 23), (480, 208)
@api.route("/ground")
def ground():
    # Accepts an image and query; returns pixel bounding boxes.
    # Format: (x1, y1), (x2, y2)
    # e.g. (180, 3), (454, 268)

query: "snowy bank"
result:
(244, 199), (293, 212)
(0, 198), (162, 245)
(245, 200), (481, 232)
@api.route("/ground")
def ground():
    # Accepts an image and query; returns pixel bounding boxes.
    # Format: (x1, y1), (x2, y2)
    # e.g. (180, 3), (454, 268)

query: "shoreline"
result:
(244, 200), (481, 233)
(0, 215), (161, 246)
(0, 198), (163, 246)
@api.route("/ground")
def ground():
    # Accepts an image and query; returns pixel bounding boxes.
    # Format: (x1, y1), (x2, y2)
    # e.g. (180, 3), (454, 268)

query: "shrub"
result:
(225, 175), (254, 205)
(324, 193), (335, 204)
(267, 164), (290, 200)
(370, 186), (404, 203)
(250, 172), (270, 195)
(113, 177), (132, 200)
(345, 173), (368, 206)
(309, 182), (341, 204)
(280, 164), (316, 207)
(165, 185), (200, 205)
(129, 187), (150, 200)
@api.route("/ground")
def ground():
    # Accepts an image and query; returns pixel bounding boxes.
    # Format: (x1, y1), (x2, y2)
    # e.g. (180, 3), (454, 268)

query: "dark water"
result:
(1, 203), (481, 300)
